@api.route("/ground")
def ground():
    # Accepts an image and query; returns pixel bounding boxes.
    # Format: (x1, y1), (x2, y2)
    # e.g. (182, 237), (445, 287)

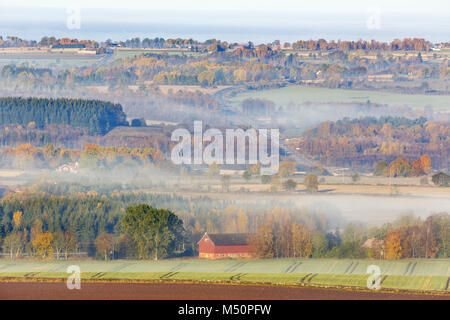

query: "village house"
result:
(57, 162), (79, 174)
(362, 238), (385, 259)
(198, 233), (251, 259)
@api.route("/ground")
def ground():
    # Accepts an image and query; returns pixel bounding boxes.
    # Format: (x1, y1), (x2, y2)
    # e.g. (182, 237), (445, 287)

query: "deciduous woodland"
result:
(287, 117), (449, 169)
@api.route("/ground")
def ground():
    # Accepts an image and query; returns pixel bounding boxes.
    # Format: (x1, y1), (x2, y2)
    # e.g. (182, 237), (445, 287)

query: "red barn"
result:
(198, 233), (251, 259)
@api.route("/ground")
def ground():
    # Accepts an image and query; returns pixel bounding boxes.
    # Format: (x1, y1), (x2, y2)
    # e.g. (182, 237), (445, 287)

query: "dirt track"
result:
(1, 282), (448, 300)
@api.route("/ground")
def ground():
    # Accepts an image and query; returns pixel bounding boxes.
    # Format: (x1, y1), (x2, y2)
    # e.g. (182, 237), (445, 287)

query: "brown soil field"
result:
(1, 282), (448, 300)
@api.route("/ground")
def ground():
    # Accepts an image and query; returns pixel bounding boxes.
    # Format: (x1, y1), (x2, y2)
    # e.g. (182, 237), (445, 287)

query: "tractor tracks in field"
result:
(344, 261), (359, 274)
(225, 261), (248, 273)
(160, 271), (179, 279)
(284, 261), (302, 274)
(170, 262), (188, 272)
(91, 272), (107, 279)
(444, 277), (450, 291)
(23, 272), (40, 277)
(299, 273), (319, 284)
(403, 262), (418, 276)
(230, 273), (247, 281)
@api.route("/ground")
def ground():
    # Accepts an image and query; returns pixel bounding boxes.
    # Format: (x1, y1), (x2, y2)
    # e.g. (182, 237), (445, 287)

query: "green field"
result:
(114, 49), (205, 60)
(230, 85), (450, 111)
(0, 54), (104, 68)
(1, 258), (448, 292)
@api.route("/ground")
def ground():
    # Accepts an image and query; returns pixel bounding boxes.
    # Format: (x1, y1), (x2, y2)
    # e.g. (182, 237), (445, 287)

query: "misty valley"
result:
(0, 30), (448, 299)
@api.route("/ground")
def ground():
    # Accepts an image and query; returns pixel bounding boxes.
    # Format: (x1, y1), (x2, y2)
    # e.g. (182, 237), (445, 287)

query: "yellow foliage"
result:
(32, 232), (54, 259)
(13, 211), (22, 228)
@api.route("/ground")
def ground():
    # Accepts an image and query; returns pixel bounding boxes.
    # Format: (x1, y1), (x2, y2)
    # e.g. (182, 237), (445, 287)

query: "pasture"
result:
(0, 53), (104, 68)
(230, 85), (450, 111)
(113, 48), (206, 60)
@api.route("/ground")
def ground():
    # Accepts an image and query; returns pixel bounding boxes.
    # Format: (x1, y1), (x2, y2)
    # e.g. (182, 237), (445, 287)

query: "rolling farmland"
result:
(1, 258), (449, 293)
(230, 85), (450, 111)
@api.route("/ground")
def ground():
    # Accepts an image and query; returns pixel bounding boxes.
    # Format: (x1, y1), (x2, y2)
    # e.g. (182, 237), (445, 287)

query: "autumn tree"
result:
(250, 164), (260, 175)
(32, 232), (54, 259)
(250, 220), (312, 258)
(248, 224), (275, 258)
(304, 174), (319, 192)
(389, 158), (411, 177)
(237, 210), (249, 233)
(411, 159), (425, 176)
(385, 230), (402, 259)
(410, 154), (431, 176)
(278, 161), (296, 177)
(30, 219), (43, 256)
(291, 222), (312, 258)
(95, 233), (115, 260)
(63, 230), (78, 259)
(419, 154), (431, 173)
(12, 211), (22, 229)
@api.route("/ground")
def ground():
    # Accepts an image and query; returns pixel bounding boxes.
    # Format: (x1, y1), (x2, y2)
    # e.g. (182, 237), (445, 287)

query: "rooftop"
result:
(203, 233), (250, 246)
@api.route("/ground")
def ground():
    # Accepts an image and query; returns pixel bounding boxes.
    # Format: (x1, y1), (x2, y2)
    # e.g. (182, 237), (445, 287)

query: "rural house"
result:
(362, 238), (385, 259)
(198, 233), (251, 259)
(57, 162), (79, 174)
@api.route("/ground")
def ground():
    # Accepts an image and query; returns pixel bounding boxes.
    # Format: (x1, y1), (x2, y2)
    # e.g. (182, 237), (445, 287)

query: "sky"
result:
(0, 0), (448, 43)
(2, 0), (448, 13)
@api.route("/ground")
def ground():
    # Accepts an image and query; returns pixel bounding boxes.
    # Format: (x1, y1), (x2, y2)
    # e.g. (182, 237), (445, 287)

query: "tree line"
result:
(0, 184), (448, 260)
(249, 212), (449, 259)
(0, 142), (165, 170)
(0, 97), (127, 135)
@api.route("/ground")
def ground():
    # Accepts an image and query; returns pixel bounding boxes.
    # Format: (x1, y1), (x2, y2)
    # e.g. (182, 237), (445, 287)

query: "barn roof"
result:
(203, 233), (250, 246)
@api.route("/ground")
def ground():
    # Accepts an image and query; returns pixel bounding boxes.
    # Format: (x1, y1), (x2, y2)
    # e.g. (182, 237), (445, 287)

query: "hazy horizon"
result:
(0, 5), (449, 43)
